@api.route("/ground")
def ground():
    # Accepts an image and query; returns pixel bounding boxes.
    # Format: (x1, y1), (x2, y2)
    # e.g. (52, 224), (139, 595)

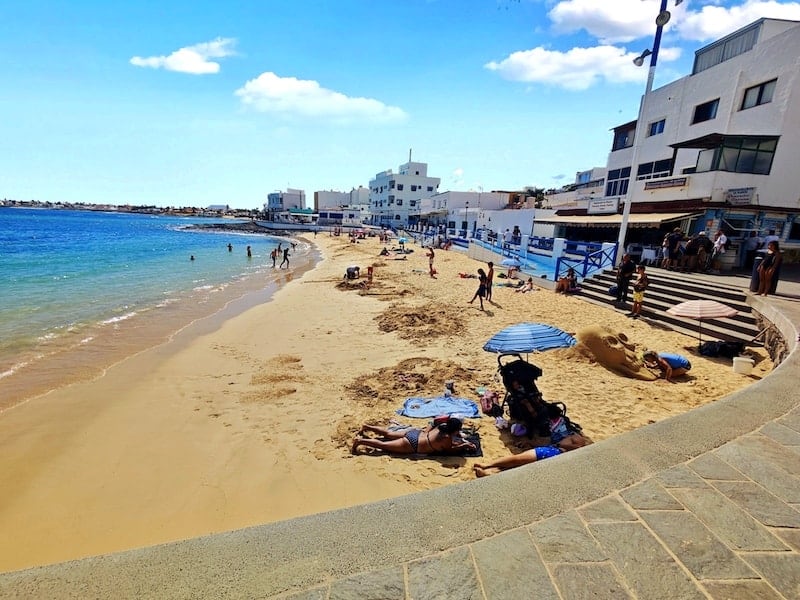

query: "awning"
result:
(535, 212), (699, 227)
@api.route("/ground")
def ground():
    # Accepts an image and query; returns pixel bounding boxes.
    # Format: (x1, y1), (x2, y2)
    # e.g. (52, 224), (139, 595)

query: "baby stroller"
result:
(492, 353), (583, 439)
(495, 353), (551, 437)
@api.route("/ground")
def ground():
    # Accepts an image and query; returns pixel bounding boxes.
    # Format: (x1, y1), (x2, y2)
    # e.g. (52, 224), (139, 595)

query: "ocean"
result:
(0, 207), (316, 409)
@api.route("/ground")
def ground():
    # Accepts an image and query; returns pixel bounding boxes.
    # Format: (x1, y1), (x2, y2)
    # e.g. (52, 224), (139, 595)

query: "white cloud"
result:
(678, 0), (800, 41)
(485, 45), (681, 90)
(549, 0), (675, 44)
(234, 72), (407, 124)
(130, 38), (236, 74)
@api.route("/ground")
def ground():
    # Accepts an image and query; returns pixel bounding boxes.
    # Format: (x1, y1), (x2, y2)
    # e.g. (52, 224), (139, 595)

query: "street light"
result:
(616, 0), (679, 262)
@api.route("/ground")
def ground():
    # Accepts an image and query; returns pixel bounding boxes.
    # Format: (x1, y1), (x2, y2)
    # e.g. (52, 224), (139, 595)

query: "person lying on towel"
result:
(352, 417), (475, 455)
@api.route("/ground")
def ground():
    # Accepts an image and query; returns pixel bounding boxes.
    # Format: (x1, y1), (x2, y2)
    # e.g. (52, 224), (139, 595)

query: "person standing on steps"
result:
(614, 253), (635, 307)
(629, 264), (649, 319)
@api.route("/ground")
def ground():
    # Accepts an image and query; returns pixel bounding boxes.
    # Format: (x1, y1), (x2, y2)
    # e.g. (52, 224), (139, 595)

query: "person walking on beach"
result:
(468, 268), (488, 310)
(426, 247), (436, 278)
(280, 247), (290, 269)
(486, 261), (495, 301)
(270, 248), (277, 268)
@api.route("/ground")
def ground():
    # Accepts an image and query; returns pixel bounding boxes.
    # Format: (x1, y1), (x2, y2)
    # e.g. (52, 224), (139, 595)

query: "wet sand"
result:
(0, 232), (771, 573)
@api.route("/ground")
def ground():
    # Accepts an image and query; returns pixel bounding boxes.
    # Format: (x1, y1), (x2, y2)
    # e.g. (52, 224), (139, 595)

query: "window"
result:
(427, 186), (433, 192)
(612, 125), (635, 151)
(410, 185), (418, 192)
(389, 180), (396, 189)
(605, 167), (630, 197)
(695, 136), (778, 175)
(397, 184), (404, 191)
(396, 199), (403, 206)
(692, 99), (719, 124)
(410, 200), (417, 207)
(741, 79), (776, 110)
(648, 119), (665, 136)
(636, 159), (673, 180)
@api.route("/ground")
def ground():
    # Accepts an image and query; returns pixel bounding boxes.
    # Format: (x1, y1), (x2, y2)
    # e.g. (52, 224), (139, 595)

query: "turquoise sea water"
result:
(0, 207), (313, 407)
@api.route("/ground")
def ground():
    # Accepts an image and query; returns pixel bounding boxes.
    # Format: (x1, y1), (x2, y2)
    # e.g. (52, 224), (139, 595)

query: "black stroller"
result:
(493, 353), (581, 439)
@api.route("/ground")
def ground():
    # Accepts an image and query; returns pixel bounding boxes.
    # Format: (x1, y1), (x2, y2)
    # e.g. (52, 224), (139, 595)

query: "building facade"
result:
(539, 18), (800, 256)
(265, 188), (306, 220)
(368, 161), (441, 227)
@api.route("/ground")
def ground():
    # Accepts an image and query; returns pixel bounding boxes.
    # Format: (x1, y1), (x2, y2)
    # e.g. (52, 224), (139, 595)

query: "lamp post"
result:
(464, 201), (469, 238)
(616, 0), (679, 262)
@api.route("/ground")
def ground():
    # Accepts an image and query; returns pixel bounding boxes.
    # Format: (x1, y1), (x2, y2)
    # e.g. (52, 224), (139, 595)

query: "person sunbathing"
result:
(515, 277), (534, 293)
(352, 417), (475, 455)
(554, 268), (578, 294)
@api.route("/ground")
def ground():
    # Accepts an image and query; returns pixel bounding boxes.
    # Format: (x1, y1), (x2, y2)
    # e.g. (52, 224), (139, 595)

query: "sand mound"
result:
(375, 302), (466, 342)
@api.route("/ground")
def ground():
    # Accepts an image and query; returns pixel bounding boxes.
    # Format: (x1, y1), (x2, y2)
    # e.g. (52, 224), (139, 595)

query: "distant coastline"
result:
(184, 221), (301, 236)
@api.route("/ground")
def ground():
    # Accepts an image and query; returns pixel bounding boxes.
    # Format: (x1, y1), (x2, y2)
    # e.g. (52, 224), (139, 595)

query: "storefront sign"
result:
(587, 197), (619, 214)
(643, 177), (687, 190)
(725, 187), (756, 205)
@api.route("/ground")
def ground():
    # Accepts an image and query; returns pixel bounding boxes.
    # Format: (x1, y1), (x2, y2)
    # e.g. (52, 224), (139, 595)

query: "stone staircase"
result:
(577, 268), (762, 345)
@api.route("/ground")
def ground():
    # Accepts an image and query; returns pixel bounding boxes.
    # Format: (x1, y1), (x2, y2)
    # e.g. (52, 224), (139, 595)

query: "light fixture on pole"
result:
(615, 0), (677, 262)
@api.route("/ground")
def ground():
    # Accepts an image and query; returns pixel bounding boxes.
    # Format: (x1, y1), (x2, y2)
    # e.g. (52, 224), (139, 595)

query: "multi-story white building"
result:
(368, 160), (441, 227)
(265, 188), (306, 220)
(314, 187), (369, 211)
(541, 18), (800, 253)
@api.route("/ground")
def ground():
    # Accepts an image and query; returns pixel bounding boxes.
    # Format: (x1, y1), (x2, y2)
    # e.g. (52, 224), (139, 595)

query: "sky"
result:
(2, 0), (800, 209)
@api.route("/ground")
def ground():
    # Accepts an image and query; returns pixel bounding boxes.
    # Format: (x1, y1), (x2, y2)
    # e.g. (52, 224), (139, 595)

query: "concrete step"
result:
(576, 268), (762, 345)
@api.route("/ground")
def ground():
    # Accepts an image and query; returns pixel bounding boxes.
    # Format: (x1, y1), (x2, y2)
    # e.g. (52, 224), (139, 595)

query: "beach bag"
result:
(480, 390), (504, 417)
(608, 285), (618, 297)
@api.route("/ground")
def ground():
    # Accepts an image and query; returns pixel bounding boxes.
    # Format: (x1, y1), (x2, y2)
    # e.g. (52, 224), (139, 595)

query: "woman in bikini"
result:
(351, 417), (474, 455)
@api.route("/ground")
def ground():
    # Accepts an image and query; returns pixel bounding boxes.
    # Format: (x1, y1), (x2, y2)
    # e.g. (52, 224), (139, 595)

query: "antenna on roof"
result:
(409, 148), (412, 163)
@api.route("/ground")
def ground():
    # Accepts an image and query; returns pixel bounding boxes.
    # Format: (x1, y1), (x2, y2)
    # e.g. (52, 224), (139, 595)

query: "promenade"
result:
(2, 272), (799, 599)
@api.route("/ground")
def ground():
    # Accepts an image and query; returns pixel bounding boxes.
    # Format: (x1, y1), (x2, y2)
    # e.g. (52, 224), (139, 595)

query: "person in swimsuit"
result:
(473, 446), (562, 477)
(468, 268), (487, 310)
(351, 418), (475, 455)
(642, 350), (692, 382)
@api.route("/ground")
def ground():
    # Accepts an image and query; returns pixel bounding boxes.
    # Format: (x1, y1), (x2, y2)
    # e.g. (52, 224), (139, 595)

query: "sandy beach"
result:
(0, 232), (772, 573)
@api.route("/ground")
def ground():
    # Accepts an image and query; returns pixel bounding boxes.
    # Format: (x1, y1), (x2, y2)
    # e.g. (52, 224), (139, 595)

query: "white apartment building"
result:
(265, 188), (306, 220)
(542, 18), (800, 251)
(314, 186), (370, 211)
(368, 160), (441, 227)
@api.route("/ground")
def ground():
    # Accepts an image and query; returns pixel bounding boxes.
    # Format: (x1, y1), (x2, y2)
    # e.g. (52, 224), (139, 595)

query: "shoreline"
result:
(0, 233), (772, 573)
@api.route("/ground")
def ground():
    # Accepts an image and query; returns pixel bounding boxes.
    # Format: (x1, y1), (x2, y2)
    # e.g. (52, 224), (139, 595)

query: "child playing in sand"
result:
(352, 418), (475, 455)
(642, 350), (691, 382)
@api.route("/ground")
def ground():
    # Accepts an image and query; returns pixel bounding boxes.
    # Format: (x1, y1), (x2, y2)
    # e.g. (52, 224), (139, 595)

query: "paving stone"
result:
(329, 566), (405, 600)
(775, 528), (800, 552)
(779, 411), (800, 433)
(578, 496), (638, 523)
(670, 487), (787, 550)
(761, 422), (800, 445)
(689, 454), (746, 481)
(283, 588), (327, 600)
(744, 553), (800, 600)
(529, 512), (606, 563)
(657, 465), (710, 488)
(702, 580), (783, 600)
(407, 547), (482, 600)
(716, 441), (800, 502)
(713, 480), (800, 528)
(471, 529), (558, 600)
(588, 522), (705, 600)
(639, 511), (755, 580)
(550, 563), (633, 600)
(620, 479), (682, 510)
(730, 435), (800, 474)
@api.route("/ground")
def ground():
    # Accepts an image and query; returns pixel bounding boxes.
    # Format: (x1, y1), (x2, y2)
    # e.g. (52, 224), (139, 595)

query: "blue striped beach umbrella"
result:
(483, 322), (577, 354)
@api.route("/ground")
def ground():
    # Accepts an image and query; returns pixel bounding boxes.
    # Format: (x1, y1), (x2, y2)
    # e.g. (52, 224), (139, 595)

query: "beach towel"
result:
(396, 396), (480, 419)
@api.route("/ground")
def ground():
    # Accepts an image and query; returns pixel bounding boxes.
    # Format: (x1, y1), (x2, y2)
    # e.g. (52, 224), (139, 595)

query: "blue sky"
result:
(2, 0), (800, 209)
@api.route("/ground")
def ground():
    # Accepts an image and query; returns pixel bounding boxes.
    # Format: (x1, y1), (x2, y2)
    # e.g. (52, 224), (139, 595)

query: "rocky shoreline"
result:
(184, 221), (300, 235)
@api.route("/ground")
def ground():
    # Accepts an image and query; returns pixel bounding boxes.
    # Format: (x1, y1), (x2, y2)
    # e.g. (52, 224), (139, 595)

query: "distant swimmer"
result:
(190, 255), (195, 261)
(246, 245), (252, 258)
(227, 243), (233, 252)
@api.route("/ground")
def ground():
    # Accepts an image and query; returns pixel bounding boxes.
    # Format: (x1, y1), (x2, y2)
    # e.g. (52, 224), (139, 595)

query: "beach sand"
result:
(0, 233), (772, 572)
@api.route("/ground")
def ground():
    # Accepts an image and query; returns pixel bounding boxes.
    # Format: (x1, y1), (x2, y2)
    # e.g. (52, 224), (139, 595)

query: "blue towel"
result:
(396, 396), (480, 419)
